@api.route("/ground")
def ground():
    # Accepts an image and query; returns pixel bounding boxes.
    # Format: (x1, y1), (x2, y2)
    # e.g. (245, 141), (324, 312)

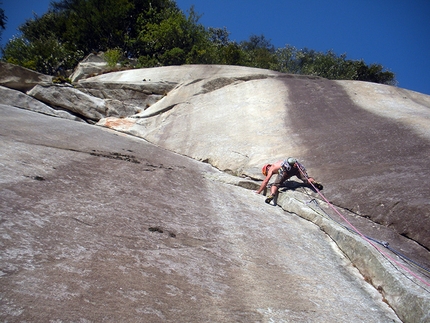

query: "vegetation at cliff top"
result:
(0, 0), (395, 85)
(0, 2), (5, 42)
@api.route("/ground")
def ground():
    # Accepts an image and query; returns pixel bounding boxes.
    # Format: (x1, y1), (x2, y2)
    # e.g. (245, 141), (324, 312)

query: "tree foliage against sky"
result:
(0, 0), (395, 85)
(0, 2), (6, 42)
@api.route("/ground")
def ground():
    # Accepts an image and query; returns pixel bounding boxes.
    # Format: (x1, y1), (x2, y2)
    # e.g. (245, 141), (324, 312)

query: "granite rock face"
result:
(1, 63), (429, 322)
(68, 52), (111, 82)
(27, 84), (140, 122)
(0, 85), (83, 121)
(0, 106), (403, 322)
(75, 79), (177, 108)
(92, 65), (430, 255)
(0, 61), (52, 92)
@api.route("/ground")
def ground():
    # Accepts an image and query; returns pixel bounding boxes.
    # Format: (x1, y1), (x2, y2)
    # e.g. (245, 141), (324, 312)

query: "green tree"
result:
(297, 49), (354, 80)
(136, 5), (210, 66)
(355, 60), (396, 85)
(51, 0), (133, 54)
(208, 27), (230, 47)
(272, 45), (396, 85)
(104, 47), (124, 67)
(8, 10), (84, 74)
(2, 37), (37, 70)
(0, 2), (6, 42)
(203, 27), (245, 65)
(19, 0), (178, 57)
(220, 42), (245, 65)
(240, 34), (276, 69)
(1, 0), (396, 85)
(2, 0), (180, 73)
(3, 34), (83, 75)
(272, 45), (301, 74)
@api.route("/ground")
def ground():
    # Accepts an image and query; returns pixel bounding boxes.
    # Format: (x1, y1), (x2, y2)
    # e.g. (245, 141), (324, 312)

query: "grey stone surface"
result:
(0, 61), (52, 92)
(0, 87), (83, 121)
(75, 80), (176, 108)
(27, 83), (140, 121)
(1, 63), (429, 322)
(93, 65), (430, 259)
(275, 189), (430, 323)
(69, 53), (110, 82)
(0, 105), (402, 322)
(69, 61), (111, 82)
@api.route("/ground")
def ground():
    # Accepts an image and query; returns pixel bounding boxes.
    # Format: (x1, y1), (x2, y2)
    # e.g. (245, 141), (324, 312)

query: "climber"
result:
(255, 157), (323, 204)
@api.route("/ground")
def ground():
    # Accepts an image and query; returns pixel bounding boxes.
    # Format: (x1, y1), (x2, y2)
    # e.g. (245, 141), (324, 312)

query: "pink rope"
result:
(296, 163), (430, 288)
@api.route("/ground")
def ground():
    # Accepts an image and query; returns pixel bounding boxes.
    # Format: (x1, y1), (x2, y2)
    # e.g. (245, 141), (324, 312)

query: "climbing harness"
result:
(280, 158), (306, 177)
(280, 160), (292, 172)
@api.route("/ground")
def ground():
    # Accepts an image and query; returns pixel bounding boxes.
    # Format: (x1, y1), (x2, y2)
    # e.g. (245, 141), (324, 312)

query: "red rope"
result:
(296, 163), (430, 288)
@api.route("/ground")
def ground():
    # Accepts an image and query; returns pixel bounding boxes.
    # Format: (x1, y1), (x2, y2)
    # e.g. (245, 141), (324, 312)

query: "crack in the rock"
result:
(72, 217), (94, 226)
(90, 150), (140, 163)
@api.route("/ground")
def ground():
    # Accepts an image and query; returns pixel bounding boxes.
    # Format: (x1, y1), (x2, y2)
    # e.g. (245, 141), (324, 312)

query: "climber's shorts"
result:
(272, 173), (290, 187)
(272, 167), (309, 187)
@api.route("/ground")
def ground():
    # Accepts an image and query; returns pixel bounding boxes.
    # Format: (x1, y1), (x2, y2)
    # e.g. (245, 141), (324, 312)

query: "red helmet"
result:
(262, 164), (271, 176)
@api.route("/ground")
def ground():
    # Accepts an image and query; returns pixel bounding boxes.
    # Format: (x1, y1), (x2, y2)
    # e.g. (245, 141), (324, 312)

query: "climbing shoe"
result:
(265, 195), (274, 204)
(313, 182), (323, 190)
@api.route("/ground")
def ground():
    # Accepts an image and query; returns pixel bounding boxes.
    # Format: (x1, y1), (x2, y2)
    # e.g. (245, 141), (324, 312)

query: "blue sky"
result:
(2, 0), (430, 96)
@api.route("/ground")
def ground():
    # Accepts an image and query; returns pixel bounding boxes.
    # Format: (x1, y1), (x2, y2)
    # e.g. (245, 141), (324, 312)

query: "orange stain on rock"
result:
(103, 117), (136, 130)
